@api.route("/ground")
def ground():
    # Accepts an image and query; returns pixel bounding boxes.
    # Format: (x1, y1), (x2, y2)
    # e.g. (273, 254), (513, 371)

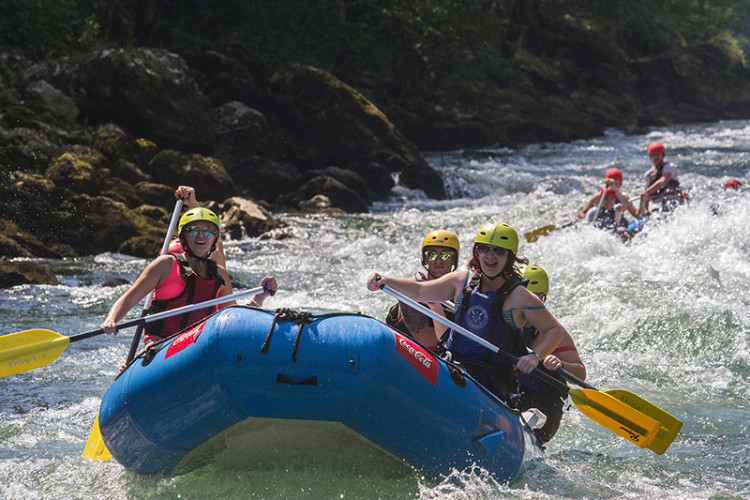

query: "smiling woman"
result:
(367, 222), (573, 406)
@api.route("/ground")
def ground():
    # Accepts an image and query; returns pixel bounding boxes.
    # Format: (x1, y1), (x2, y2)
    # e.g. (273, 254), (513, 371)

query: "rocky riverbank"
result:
(3, 3), (750, 287)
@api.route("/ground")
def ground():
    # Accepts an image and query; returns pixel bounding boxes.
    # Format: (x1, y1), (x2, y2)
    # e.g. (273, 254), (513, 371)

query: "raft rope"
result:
(261, 308), (315, 362)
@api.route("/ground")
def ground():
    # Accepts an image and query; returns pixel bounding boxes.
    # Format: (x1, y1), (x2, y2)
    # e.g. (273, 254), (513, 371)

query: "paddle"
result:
(124, 198), (183, 365)
(525, 193), (640, 243)
(380, 284), (681, 453)
(0, 286), (264, 379)
(86, 198), (183, 461)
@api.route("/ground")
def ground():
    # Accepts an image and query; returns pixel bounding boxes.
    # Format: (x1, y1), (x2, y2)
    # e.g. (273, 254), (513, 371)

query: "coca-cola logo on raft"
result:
(393, 332), (438, 385)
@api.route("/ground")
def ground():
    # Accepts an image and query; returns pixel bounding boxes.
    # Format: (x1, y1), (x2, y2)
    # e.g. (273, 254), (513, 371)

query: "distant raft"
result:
(98, 306), (539, 481)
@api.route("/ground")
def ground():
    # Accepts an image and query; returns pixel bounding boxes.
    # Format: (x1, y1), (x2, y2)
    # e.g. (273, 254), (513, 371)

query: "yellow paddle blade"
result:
(0, 329), (70, 378)
(605, 389), (682, 454)
(82, 411), (112, 461)
(525, 225), (557, 243)
(569, 388), (660, 449)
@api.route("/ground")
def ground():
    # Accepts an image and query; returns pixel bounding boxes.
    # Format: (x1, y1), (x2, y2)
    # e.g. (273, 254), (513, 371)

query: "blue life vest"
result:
(447, 273), (527, 365)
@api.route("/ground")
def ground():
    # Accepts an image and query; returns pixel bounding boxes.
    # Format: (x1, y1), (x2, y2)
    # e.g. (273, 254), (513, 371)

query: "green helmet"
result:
(474, 222), (518, 254)
(178, 207), (220, 236)
(520, 264), (549, 296)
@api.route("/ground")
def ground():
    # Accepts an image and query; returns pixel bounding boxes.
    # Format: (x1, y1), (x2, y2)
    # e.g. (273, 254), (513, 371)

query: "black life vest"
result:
(145, 253), (225, 339)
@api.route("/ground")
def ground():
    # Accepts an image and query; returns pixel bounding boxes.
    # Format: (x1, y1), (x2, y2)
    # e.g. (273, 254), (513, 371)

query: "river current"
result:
(1, 120), (748, 499)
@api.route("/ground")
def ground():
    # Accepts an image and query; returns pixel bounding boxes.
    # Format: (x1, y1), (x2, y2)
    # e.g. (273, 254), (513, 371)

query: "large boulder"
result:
(24, 80), (80, 124)
(45, 145), (108, 194)
(144, 149), (236, 202)
(27, 48), (215, 152)
(276, 175), (369, 213)
(227, 156), (301, 203)
(0, 259), (60, 288)
(57, 195), (163, 255)
(266, 64), (445, 198)
(216, 197), (282, 240)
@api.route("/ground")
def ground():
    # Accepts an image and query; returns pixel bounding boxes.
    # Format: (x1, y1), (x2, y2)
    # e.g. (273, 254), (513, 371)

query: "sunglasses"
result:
(424, 250), (455, 262)
(185, 225), (216, 239)
(475, 244), (506, 257)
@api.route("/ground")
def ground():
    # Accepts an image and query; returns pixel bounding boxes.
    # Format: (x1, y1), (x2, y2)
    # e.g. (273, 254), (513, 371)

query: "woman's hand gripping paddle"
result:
(380, 284), (681, 453)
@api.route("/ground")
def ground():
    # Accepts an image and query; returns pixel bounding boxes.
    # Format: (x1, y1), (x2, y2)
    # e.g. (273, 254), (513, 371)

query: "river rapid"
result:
(1, 120), (748, 499)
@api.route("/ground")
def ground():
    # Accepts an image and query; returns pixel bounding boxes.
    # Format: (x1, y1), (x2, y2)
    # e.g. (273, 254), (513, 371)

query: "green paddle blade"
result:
(569, 388), (660, 449)
(605, 389), (682, 454)
(525, 224), (557, 243)
(0, 329), (70, 378)
(82, 411), (113, 461)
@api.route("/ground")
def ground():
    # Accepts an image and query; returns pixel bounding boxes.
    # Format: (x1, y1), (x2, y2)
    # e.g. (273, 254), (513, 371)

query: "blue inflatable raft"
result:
(98, 306), (539, 481)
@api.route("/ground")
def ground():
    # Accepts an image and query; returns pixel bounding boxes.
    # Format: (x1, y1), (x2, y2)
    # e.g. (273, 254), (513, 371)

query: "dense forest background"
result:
(4, 0), (750, 149)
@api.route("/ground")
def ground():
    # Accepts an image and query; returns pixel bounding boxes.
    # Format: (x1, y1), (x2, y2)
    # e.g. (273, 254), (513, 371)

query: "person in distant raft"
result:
(516, 264), (586, 444)
(368, 222), (565, 404)
(637, 142), (684, 217)
(724, 178), (742, 191)
(578, 168), (638, 239)
(385, 229), (460, 350)
(101, 207), (277, 342)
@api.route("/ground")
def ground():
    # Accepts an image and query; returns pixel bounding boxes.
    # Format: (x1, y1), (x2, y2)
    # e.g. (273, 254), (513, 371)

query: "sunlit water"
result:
(1, 120), (749, 499)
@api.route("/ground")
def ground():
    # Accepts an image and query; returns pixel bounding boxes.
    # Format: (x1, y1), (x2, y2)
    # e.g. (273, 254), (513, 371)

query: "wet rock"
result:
(92, 124), (159, 168)
(267, 64), (443, 198)
(227, 156), (301, 203)
(0, 259), (60, 288)
(276, 175), (368, 213)
(45, 145), (108, 195)
(24, 80), (80, 124)
(102, 277), (129, 287)
(145, 149), (236, 202)
(132, 182), (175, 211)
(217, 196), (283, 240)
(118, 234), (164, 258)
(212, 101), (270, 166)
(58, 195), (163, 255)
(28, 48), (215, 152)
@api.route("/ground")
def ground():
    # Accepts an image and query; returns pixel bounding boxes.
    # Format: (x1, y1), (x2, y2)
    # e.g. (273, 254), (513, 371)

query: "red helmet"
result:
(725, 179), (742, 190)
(605, 168), (623, 182)
(648, 142), (666, 155)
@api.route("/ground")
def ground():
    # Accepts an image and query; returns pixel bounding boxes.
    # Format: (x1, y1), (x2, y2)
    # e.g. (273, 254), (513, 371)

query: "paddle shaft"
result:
(125, 199), (184, 364)
(71, 286), (264, 344)
(381, 284), (569, 393)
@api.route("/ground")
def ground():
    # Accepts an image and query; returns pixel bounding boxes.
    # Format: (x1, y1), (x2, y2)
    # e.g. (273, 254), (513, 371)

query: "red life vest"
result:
(144, 253), (225, 340)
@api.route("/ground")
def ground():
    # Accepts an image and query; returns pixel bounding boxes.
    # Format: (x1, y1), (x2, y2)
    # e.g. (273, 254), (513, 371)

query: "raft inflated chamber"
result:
(98, 306), (538, 481)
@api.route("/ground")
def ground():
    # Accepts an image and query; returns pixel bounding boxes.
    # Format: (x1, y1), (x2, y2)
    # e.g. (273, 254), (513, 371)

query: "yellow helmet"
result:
(178, 207), (220, 236)
(421, 229), (460, 254)
(520, 264), (549, 296)
(474, 222), (518, 254)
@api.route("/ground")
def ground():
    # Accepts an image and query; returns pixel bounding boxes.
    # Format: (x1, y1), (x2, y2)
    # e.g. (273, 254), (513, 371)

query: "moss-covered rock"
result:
(145, 149), (236, 202)
(0, 259), (60, 288)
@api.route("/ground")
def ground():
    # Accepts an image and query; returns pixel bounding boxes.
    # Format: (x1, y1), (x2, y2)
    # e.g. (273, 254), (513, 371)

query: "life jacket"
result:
(594, 205), (626, 231)
(144, 253), (225, 339)
(448, 272), (527, 364)
(647, 162), (681, 199)
(385, 271), (454, 344)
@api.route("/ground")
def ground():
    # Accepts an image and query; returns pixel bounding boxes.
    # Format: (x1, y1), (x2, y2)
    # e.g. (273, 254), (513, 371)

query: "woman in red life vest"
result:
(101, 207), (276, 340)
